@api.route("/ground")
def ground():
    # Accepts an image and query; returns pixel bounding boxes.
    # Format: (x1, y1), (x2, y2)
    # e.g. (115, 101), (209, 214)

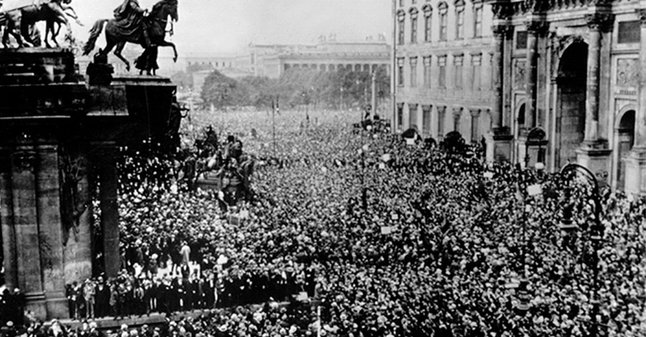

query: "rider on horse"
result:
(112, 0), (151, 47)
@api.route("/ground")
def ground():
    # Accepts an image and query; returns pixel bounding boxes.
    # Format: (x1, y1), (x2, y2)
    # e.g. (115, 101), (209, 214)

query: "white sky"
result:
(70, 0), (393, 55)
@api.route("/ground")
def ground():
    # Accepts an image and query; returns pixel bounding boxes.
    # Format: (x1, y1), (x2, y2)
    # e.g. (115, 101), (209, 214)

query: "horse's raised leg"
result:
(158, 40), (178, 62)
(113, 42), (130, 72)
(45, 21), (53, 48)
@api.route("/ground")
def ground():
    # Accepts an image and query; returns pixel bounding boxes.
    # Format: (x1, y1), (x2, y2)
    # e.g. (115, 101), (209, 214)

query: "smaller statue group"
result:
(1, 0), (179, 76)
(1, 0), (83, 48)
(180, 126), (255, 210)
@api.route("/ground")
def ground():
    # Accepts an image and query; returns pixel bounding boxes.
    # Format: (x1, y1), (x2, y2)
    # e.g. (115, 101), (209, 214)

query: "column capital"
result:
(452, 107), (463, 117)
(636, 9), (646, 27)
(470, 108), (481, 117)
(585, 13), (614, 32)
(525, 20), (549, 34)
(491, 1), (513, 20)
(492, 24), (513, 37)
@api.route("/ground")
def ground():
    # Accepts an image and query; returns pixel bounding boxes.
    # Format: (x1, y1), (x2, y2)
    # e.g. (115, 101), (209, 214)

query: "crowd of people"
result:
(2, 107), (645, 337)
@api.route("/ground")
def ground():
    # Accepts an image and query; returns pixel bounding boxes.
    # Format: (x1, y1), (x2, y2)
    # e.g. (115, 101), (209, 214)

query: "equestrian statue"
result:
(82, 0), (178, 74)
(1, 0), (83, 48)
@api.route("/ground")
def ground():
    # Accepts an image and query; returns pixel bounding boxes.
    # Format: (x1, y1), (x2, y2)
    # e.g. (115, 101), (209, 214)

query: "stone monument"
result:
(0, 47), (179, 320)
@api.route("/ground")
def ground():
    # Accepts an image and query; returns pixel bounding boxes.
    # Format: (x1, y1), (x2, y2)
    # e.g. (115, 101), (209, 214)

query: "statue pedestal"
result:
(576, 140), (611, 183)
(485, 127), (513, 162)
(86, 54), (114, 86)
(0, 49), (178, 321)
(624, 146), (646, 195)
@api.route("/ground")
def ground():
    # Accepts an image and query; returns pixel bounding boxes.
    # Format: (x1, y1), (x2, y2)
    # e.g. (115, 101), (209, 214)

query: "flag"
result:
(527, 184), (542, 196)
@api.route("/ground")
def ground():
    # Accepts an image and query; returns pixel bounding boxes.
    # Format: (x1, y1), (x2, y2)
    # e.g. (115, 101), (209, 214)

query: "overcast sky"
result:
(71, 0), (393, 55)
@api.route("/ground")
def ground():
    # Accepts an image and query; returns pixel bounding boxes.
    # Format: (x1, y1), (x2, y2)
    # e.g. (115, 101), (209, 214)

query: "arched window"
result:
(397, 10), (406, 45)
(423, 5), (432, 42)
(410, 8), (419, 43)
(473, 4), (483, 37)
(455, 0), (465, 40)
(438, 2), (448, 41)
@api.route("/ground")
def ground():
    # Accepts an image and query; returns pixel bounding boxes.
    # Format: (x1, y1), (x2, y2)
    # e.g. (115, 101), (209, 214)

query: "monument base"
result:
(576, 140), (611, 184)
(486, 127), (513, 162)
(624, 146), (646, 195)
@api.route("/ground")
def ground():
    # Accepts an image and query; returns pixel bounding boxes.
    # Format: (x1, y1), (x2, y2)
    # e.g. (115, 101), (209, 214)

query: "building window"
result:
(397, 11), (406, 45)
(516, 31), (528, 49)
(439, 2), (448, 41)
(423, 5), (432, 42)
(410, 9), (419, 43)
(438, 55), (447, 88)
(409, 104), (418, 129)
(397, 58), (405, 86)
(454, 55), (463, 89)
(422, 106), (431, 135)
(455, 0), (465, 40)
(474, 5), (483, 37)
(618, 21), (640, 44)
(397, 104), (404, 128)
(471, 53), (482, 91)
(423, 56), (432, 88)
(438, 106), (446, 137)
(410, 57), (418, 87)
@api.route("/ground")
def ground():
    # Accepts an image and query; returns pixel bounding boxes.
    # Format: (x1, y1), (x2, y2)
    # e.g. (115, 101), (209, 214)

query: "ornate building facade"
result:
(487, 0), (645, 192)
(395, 0), (646, 193)
(393, 0), (497, 144)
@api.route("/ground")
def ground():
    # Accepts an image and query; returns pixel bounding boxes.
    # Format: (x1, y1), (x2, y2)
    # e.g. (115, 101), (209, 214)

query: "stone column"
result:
(0, 150), (17, 290)
(583, 13), (613, 143)
(486, 0), (514, 162)
(470, 109), (481, 142)
(491, 24), (506, 130)
(525, 20), (546, 129)
(438, 106), (447, 138)
(97, 145), (120, 278)
(35, 145), (68, 318)
(625, 9), (646, 194)
(453, 107), (462, 132)
(11, 149), (47, 319)
(576, 12), (613, 183)
(634, 9), (646, 147)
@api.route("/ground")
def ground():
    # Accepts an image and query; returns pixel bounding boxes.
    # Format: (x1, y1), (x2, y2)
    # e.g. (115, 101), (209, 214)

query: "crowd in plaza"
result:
(2, 108), (645, 337)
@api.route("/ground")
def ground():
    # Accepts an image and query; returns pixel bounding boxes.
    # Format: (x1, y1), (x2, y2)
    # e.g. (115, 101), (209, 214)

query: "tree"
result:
(201, 70), (251, 108)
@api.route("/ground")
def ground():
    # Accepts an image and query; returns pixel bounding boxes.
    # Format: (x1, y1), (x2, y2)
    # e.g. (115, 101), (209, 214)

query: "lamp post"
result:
(514, 163), (532, 314)
(558, 163), (604, 337)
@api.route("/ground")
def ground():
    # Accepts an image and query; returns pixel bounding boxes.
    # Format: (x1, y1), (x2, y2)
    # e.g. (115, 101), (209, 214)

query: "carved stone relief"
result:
(616, 58), (638, 89)
(513, 59), (526, 90)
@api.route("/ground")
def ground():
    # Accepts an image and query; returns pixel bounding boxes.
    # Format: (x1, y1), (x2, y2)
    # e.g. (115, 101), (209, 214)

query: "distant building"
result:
(245, 38), (392, 78)
(393, 0), (495, 144)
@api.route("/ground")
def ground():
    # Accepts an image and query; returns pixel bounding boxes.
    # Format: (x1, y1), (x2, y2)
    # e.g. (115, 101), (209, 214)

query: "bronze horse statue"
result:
(1, 0), (82, 48)
(83, 0), (178, 72)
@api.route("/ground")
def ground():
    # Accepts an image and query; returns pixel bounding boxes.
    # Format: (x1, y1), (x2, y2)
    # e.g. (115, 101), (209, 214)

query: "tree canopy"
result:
(200, 67), (390, 110)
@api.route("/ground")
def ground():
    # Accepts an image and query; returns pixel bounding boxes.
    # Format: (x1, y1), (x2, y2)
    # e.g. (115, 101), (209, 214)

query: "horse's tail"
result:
(82, 19), (108, 55)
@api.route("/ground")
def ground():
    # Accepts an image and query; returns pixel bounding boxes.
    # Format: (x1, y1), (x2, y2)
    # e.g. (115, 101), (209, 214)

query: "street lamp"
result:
(558, 163), (604, 337)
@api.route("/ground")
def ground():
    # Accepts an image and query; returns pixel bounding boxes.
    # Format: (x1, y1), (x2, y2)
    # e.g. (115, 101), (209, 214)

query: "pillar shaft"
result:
(525, 22), (542, 129)
(636, 10), (646, 146)
(0, 151), (17, 289)
(11, 150), (47, 318)
(585, 19), (601, 142)
(492, 25), (505, 130)
(35, 145), (68, 318)
(584, 13), (613, 143)
(98, 146), (120, 278)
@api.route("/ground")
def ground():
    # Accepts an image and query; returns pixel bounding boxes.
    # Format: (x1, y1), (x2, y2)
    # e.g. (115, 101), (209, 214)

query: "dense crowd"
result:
(2, 108), (645, 337)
